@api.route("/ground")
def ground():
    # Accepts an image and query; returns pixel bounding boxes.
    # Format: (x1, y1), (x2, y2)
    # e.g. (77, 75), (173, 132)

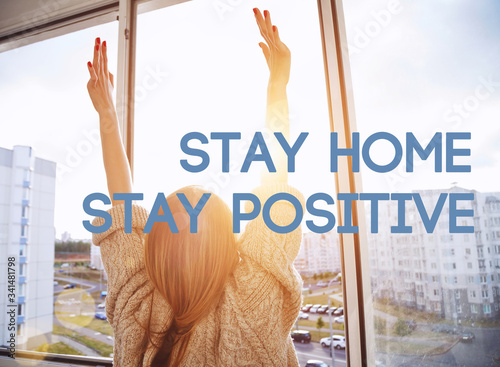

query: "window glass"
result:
(343, 1), (500, 365)
(0, 21), (117, 356)
(134, 1), (344, 364)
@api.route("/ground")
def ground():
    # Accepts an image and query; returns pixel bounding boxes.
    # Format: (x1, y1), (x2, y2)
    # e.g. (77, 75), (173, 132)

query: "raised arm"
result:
(254, 8), (291, 186)
(86, 37), (132, 205)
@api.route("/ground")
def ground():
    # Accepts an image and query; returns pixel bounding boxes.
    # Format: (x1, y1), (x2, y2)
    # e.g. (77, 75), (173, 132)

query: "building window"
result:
(484, 305), (491, 314)
(471, 304), (478, 314)
(482, 290), (489, 298)
(455, 290), (460, 299)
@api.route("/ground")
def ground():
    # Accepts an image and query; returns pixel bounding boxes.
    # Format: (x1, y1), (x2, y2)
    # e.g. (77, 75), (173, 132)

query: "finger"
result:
(87, 61), (97, 80)
(259, 42), (271, 68)
(253, 8), (275, 48)
(93, 43), (100, 78)
(272, 25), (287, 52)
(263, 10), (276, 48)
(109, 72), (114, 87)
(102, 40), (109, 80)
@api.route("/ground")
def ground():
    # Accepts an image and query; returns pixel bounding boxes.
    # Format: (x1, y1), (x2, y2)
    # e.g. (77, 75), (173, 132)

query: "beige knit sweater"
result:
(92, 184), (304, 366)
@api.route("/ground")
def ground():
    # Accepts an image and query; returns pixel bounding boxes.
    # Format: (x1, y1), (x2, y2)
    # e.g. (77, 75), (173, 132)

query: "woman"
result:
(86, 8), (304, 366)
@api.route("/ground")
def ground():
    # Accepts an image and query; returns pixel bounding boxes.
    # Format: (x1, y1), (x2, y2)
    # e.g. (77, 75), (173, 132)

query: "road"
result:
(376, 326), (500, 367)
(295, 341), (346, 366)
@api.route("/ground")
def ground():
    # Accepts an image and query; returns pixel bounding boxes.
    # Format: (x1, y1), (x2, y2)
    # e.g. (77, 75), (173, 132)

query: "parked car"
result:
(305, 360), (329, 367)
(317, 305), (329, 314)
(298, 311), (309, 320)
(327, 307), (338, 315)
(309, 304), (322, 313)
(53, 281), (59, 286)
(333, 307), (343, 316)
(290, 330), (311, 344)
(320, 335), (346, 349)
(432, 324), (457, 334)
(460, 332), (475, 342)
(316, 281), (328, 288)
(97, 302), (106, 309)
(334, 315), (344, 324)
(63, 283), (76, 289)
(333, 307), (344, 316)
(301, 304), (313, 312)
(405, 320), (417, 330)
(95, 312), (107, 320)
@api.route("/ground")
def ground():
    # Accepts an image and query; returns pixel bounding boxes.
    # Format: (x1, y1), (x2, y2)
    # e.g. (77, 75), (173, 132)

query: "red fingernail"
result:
(96, 44), (99, 51)
(96, 37), (100, 44)
(264, 10), (269, 17)
(253, 8), (257, 14)
(103, 40), (106, 47)
(88, 61), (92, 67)
(273, 25), (277, 32)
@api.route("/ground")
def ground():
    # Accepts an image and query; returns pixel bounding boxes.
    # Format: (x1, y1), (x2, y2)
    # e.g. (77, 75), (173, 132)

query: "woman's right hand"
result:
(87, 37), (115, 116)
(253, 8), (291, 87)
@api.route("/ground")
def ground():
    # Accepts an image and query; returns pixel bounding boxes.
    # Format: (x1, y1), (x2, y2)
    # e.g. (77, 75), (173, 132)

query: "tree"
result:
(394, 318), (411, 336)
(316, 316), (325, 339)
(374, 316), (386, 335)
(313, 273), (318, 281)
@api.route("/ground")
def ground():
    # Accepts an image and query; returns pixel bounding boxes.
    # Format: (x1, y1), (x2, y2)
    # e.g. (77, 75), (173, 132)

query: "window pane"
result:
(343, 1), (500, 365)
(0, 21), (117, 356)
(134, 1), (344, 365)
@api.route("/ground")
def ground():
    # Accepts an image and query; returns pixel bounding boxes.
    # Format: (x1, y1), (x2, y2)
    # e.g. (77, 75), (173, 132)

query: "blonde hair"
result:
(143, 186), (239, 366)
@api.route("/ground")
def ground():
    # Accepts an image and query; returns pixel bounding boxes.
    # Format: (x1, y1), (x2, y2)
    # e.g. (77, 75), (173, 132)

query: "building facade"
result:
(0, 146), (56, 349)
(368, 186), (500, 321)
(295, 231), (341, 276)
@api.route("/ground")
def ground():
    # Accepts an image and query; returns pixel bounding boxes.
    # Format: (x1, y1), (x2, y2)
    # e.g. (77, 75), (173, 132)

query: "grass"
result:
(298, 319), (344, 330)
(57, 269), (107, 284)
(374, 301), (443, 324)
(53, 324), (114, 357)
(375, 338), (457, 356)
(35, 342), (83, 356)
(57, 315), (113, 336)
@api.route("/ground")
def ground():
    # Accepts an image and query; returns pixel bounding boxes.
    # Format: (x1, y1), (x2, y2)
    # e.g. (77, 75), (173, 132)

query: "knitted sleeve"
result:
(91, 204), (155, 366)
(237, 183), (305, 292)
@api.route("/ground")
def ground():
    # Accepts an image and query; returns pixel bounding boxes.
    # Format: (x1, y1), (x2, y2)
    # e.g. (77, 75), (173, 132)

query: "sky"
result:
(0, 0), (499, 239)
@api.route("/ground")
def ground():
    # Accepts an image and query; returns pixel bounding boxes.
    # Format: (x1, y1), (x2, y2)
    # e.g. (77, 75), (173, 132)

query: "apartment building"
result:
(295, 231), (341, 276)
(0, 146), (56, 349)
(368, 186), (500, 321)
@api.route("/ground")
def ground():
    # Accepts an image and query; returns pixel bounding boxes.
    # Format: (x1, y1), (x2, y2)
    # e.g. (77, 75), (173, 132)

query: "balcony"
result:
(21, 217), (28, 225)
(20, 237), (27, 245)
(22, 180), (30, 188)
(22, 199), (29, 206)
(17, 316), (24, 324)
(18, 296), (25, 304)
(19, 276), (26, 284)
(19, 256), (27, 264)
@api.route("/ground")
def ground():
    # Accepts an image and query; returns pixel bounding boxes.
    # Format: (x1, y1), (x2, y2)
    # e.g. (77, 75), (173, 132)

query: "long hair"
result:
(143, 186), (239, 366)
